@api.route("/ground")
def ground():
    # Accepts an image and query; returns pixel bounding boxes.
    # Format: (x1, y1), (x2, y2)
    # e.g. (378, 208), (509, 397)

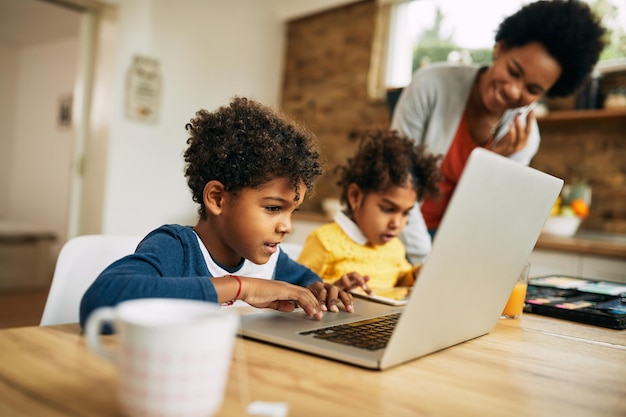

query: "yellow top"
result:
(297, 221), (414, 289)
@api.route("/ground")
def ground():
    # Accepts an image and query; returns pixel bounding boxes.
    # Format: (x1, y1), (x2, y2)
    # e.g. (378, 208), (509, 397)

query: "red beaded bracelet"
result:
(223, 275), (242, 306)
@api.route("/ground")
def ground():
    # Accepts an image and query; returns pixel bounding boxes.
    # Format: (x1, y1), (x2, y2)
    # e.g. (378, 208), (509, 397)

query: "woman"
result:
(391, 0), (605, 263)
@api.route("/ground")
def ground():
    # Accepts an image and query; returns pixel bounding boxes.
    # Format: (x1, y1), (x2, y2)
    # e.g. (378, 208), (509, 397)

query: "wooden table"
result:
(0, 315), (624, 417)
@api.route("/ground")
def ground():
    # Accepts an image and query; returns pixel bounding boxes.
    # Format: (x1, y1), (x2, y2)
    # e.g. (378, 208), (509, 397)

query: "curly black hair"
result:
(335, 130), (442, 214)
(184, 97), (323, 218)
(495, 0), (606, 98)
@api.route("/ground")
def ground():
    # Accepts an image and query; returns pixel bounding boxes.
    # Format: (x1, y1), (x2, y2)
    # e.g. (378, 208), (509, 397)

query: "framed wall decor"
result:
(125, 55), (161, 123)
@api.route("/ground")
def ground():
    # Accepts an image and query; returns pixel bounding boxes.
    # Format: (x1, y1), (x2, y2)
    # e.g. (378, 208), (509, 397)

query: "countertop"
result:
(294, 212), (626, 259)
(535, 231), (626, 259)
(0, 221), (57, 243)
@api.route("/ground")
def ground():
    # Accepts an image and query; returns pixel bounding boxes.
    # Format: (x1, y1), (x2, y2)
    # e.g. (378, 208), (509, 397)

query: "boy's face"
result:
(215, 177), (305, 266)
(349, 182), (416, 247)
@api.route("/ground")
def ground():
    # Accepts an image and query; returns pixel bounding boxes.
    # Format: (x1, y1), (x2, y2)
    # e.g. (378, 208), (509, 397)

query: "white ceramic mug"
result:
(85, 298), (239, 417)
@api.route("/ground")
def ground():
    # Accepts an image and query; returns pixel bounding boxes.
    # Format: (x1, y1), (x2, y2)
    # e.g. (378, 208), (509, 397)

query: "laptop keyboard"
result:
(299, 313), (400, 351)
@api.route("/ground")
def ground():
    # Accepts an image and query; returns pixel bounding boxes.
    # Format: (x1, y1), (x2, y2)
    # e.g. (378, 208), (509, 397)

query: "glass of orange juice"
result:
(501, 262), (530, 319)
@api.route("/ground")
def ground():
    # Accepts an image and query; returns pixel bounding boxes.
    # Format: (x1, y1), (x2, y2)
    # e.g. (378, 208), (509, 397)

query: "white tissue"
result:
(247, 401), (289, 417)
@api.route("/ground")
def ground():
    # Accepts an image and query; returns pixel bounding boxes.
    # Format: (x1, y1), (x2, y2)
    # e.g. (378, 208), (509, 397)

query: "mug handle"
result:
(85, 307), (117, 362)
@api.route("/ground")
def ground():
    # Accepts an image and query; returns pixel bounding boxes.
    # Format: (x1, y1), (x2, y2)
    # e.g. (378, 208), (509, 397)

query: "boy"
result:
(79, 97), (353, 328)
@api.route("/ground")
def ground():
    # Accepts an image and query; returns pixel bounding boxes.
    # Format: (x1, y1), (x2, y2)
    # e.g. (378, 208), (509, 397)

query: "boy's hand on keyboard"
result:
(239, 278), (324, 320)
(308, 282), (354, 313)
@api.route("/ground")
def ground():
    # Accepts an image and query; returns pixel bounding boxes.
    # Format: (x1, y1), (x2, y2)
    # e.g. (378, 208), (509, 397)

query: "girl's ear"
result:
(346, 183), (364, 213)
(203, 180), (226, 215)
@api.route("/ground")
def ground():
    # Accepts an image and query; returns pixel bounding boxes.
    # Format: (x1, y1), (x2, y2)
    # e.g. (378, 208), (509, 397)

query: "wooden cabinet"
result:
(0, 232), (56, 290)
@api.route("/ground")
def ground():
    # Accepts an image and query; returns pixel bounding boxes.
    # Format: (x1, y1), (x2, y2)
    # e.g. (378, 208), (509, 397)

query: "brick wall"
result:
(531, 116), (626, 233)
(281, 0), (626, 234)
(281, 0), (389, 213)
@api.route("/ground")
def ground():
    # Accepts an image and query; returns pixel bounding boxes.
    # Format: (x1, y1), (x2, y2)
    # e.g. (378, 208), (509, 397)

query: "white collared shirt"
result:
(333, 210), (368, 245)
(194, 232), (278, 279)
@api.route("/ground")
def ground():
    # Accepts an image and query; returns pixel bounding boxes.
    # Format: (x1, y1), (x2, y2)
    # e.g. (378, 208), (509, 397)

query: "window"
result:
(386, 0), (626, 88)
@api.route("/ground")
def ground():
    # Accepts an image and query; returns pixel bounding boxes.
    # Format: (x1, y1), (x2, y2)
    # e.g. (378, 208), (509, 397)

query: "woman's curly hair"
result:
(184, 97), (323, 218)
(495, 0), (606, 98)
(336, 130), (442, 214)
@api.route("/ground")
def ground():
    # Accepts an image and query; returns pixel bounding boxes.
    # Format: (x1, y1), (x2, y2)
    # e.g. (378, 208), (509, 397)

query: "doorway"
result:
(0, 0), (117, 326)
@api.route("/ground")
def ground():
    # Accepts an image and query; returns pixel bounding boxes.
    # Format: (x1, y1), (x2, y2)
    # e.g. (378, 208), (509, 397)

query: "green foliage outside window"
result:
(410, 0), (624, 73)
(591, 0), (626, 60)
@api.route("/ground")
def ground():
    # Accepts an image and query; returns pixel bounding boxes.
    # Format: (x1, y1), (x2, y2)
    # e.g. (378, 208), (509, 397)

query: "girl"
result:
(298, 130), (441, 293)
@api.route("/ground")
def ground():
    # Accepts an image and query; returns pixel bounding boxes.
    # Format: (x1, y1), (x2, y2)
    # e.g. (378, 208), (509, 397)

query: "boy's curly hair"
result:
(336, 130), (442, 214)
(184, 97), (323, 218)
(495, 0), (606, 98)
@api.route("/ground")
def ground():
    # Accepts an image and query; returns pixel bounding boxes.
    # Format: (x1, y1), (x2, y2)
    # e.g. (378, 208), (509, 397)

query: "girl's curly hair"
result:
(336, 130), (442, 214)
(495, 0), (606, 98)
(184, 97), (323, 218)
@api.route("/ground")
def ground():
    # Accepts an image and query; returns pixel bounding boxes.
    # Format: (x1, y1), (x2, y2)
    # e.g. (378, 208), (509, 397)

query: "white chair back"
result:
(40, 235), (142, 326)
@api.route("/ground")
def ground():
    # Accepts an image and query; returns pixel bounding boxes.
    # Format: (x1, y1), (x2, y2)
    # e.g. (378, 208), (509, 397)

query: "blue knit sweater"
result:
(79, 224), (321, 328)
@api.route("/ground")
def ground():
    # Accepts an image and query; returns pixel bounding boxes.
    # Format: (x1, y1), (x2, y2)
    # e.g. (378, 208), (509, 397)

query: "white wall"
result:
(1, 0), (357, 246)
(5, 38), (78, 247)
(99, 0), (289, 236)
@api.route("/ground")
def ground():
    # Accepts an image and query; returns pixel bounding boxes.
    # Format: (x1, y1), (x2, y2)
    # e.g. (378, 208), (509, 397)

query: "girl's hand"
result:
(333, 271), (372, 294)
(308, 282), (354, 314)
(491, 110), (534, 156)
(396, 264), (421, 287)
(412, 263), (422, 279)
(237, 277), (324, 320)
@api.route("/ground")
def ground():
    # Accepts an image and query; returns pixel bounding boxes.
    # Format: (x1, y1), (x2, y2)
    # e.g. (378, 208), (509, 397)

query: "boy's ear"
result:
(203, 180), (226, 215)
(346, 183), (363, 212)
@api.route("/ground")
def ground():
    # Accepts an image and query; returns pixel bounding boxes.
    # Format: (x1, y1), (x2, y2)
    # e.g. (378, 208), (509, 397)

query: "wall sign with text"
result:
(125, 56), (161, 123)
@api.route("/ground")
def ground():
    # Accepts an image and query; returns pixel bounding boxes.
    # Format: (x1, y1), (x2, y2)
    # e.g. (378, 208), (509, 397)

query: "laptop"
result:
(238, 148), (564, 370)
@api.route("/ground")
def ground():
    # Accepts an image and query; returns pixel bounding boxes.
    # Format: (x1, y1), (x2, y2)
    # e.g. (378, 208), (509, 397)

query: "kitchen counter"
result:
(294, 212), (626, 259)
(535, 231), (626, 259)
(0, 221), (57, 291)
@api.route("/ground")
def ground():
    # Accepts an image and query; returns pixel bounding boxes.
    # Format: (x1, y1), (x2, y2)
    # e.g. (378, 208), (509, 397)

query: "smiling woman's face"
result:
(480, 41), (562, 113)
